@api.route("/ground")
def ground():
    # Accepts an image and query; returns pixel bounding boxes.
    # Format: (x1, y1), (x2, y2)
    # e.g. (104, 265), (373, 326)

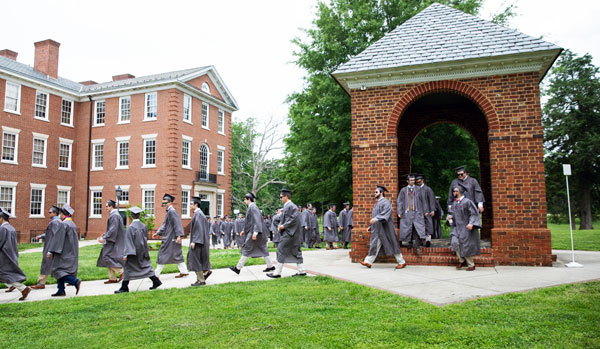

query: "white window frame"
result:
(216, 192), (224, 217)
(0, 181), (18, 218)
(183, 94), (192, 124)
(89, 186), (103, 218)
(1, 126), (20, 165)
(181, 185), (192, 218)
(141, 184), (157, 216)
(217, 145), (225, 175)
(61, 98), (74, 127)
(199, 143), (210, 180)
(218, 110), (225, 135)
(115, 185), (130, 205)
(201, 102), (209, 129)
(91, 139), (105, 171)
(182, 134), (192, 170)
(4, 81), (21, 114)
(118, 96), (131, 124)
(201, 82), (210, 94)
(142, 134), (157, 168)
(29, 183), (46, 218)
(32, 132), (49, 168)
(115, 136), (130, 170)
(34, 91), (49, 122)
(144, 92), (157, 121)
(57, 185), (71, 207)
(58, 137), (73, 171)
(94, 100), (106, 127)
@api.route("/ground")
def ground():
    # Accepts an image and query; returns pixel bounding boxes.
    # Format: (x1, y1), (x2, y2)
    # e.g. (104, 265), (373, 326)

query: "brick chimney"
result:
(0, 49), (18, 61)
(34, 39), (60, 79)
(79, 80), (98, 86)
(112, 73), (136, 81)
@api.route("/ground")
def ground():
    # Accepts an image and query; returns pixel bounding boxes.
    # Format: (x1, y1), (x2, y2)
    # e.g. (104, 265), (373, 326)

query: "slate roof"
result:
(334, 2), (561, 75)
(0, 55), (83, 93)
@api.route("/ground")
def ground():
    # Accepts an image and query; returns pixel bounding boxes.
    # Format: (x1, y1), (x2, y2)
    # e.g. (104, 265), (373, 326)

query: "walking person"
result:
(339, 202), (352, 249)
(0, 208), (31, 301)
(397, 174), (426, 255)
(97, 200), (125, 284)
(31, 205), (62, 290)
(152, 194), (189, 278)
(187, 197), (212, 286)
(323, 203), (339, 249)
(416, 174), (436, 247)
(448, 187), (481, 271)
(47, 204), (81, 297)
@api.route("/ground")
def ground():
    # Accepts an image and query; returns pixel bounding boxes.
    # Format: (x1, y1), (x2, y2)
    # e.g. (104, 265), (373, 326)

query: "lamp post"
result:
(563, 165), (583, 268)
(116, 185), (123, 214)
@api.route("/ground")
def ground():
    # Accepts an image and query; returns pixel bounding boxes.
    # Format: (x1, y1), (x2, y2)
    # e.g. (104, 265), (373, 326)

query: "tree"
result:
(284, 0), (510, 207)
(231, 116), (286, 215)
(543, 50), (600, 230)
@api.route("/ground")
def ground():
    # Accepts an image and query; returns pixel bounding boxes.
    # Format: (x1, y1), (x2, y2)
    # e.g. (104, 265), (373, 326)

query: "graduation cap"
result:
(328, 203), (336, 208)
(244, 192), (256, 200)
(376, 185), (388, 192)
(415, 174), (425, 180)
(455, 165), (466, 173)
(343, 202), (350, 206)
(191, 196), (202, 205)
(0, 207), (10, 220)
(162, 193), (175, 202)
(280, 187), (292, 197)
(61, 203), (74, 216)
(50, 205), (61, 213)
(107, 199), (116, 207)
(129, 206), (144, 215)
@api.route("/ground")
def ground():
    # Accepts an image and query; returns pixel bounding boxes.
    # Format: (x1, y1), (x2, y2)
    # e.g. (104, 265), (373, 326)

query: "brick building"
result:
(332, 4), (562, 266)
(0, 39), (238, 241)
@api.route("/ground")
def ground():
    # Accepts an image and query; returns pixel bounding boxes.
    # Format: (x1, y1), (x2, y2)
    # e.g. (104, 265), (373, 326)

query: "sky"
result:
(2, 0), (599, 140)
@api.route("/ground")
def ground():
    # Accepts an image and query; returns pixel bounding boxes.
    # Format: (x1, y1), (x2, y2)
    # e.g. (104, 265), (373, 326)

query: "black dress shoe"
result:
(229, 266), (241, 275)
(263, 266), (276, 272)
(114, 289), (129, 294)
(425, 241), (431, 247)
(149, 280), (162, 290)
(191, 281), (206, 287)
(266, 273), (281, 278)
(204, 270), (212, 280)
(51, 292), (66, 297)
(75, 279), (82, 295)
(291, 273), (307, 277)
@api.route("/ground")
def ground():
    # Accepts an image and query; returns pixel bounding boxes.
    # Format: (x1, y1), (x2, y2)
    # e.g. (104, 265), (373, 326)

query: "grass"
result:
(549, 221), (600, 251)
(17, 242), (43, 251)
(0, 277), (598, 348)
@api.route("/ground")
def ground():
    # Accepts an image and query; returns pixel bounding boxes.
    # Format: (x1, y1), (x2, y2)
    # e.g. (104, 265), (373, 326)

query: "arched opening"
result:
(397, 92), (493, 239)
(199, 144), (209, 180)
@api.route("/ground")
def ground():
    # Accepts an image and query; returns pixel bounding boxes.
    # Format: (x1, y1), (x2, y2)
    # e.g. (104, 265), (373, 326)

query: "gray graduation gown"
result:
(368, 197), (402, 256)
(122, 220), (155, 280)
(323, 210), (339, 242)
(0, 223), (27, 284)
(210, 222), (220, 246)
(48, 219), (79, 279)
(433, 200), (444, 239)
(187, 209), (212, 271)
(40, 218), (61, 275)
(447, 176), (485, 210)
(234, 218), (245, 246)
(241, 203), (269, 257)
(301, 211), (311, 245)
(156, 207), (185, 265)
(97, 210), (125, 268)
(397, 186), (426, 241)
(419, 184), (436, 236)
(271, 214), (281, 243)
(450, 197), (481, 257)
(222, 221), (233, 246)
(276, 201), (303, 263)
(310, 212), (319, 241)
(339, 209), (352, 243)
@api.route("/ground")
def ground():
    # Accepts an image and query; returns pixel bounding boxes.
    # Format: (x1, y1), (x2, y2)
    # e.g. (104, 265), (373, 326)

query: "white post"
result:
(563, 164), (583, 268)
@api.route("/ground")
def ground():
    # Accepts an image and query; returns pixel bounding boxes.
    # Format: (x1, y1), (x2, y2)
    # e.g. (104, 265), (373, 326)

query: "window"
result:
(90, 187), (103, 218)
(217, 193), (223, 217)
(183, 94), (192, 123)
(142, 134), (157, 168)
(61, 99), (73, 126)
(32, 132), (49, 168)
(94, 100), (105, 126)
(217, 148), (224, 175)
(202, 82), (210, 94)
(29, 183), (46, 218)
(0, 181), (17, 217)
(116, 136), (130, 169)
(201, 103), (209, 129)
(57, 185), (71, 207)
(59, 138), (73, 171)
(199, 144), (209, 180)
(4, 81), (20, 113)
(145, 92), (157, 120)
(182, 135), (192, 169)
(181, 185), (191, 218)
(218, 110), (225, 134)
(1, 127), (20, 164)
(141, 185), (156, 216)
(119, 96), (131, 123)
(34, 91), (49, 121)
(92, 139), (104, 170)
(116, 185), (130, 204)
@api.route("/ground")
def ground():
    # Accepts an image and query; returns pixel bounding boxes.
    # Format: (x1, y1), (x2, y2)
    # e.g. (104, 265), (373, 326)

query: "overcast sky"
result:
(3, 0), (598, 135)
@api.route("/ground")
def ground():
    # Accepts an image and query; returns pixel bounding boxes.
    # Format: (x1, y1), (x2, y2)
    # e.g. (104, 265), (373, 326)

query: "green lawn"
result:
(17, 242), (43, 251)
(549, 221), (600, 251)
(0, 277), (598, 348)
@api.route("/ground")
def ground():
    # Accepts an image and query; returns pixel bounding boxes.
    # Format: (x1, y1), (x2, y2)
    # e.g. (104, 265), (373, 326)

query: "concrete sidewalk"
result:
(3, 247), (599, 306)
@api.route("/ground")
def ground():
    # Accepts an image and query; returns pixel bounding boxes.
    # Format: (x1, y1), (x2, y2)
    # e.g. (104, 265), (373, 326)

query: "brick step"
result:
(400, 247), (493, 256)
(373, 252), (494, 267)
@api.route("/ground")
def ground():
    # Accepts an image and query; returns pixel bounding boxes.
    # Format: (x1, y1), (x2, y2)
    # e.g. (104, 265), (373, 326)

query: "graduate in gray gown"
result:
(306, 206), (317, 248)
(397, 174), (426, 255)
(300, 205), (309, 248)
(152, 193), (189, 278)
(47, 204), (81, 297)
(267, 188), (306, 278)
(432, 196), (444, 239)
(210, 217), (219, 248)
(360, 185), (406, 269)
(32, 205), (62, 289)
(447, 166), (485, 214)
(323, 203), (339, 249)
(187, 197), (212, 286)
(339, 202), (352, 249)
(416, 174), (436, 247)
(115, 206), (162, 293)
(0, 208), (30, 300)
(271, 209), (282, 247)
(222, 216), (233, 249)
(97, 199), (125, 284)
(229, 192), (275, 274)
(448, 187), (481, 271)
(311, 207), (321, 248)
(234, 214), (245, 248)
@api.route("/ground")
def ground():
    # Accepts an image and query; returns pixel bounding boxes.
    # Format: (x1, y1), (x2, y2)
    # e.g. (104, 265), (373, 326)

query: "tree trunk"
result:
(578, 179), (593, 230)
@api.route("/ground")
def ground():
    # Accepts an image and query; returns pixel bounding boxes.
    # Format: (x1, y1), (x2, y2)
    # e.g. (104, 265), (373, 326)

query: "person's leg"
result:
(455, 245), (466, 269)
(155, 264), (165, 276)
(119, 280), (130, 291)
(464, 256), (475, 268)
(37, 274), (48, 286)
(236, 255), (249, 270)
(273, 262), (284, 276)
(263, 255), (274, 268)
(177, 263), (189, 274)
(394, 253), (406, 265)
(363, 239), (382, 265)
(108, 267), (117, 280)
(195, 272), (205, 282)
(7, 282), (26, 292)
(296, 263), (305, 273)
(56, 277), (66, 294)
